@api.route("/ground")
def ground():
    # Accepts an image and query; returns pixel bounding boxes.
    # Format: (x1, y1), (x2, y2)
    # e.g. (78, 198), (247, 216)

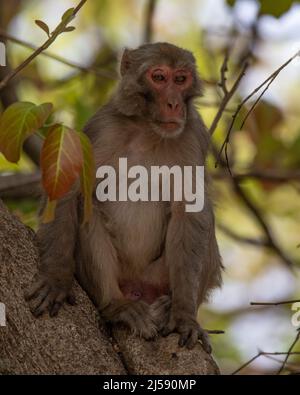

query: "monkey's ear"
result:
(120, 48), (132, 76)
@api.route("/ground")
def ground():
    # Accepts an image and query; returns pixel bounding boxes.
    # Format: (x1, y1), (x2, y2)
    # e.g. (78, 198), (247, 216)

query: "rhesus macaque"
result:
(26, 43), (222, 352)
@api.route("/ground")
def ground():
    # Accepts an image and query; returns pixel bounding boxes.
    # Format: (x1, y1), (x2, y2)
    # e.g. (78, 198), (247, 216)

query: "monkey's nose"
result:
(167, 101), (179, 111)
(166, 101), (182, 117)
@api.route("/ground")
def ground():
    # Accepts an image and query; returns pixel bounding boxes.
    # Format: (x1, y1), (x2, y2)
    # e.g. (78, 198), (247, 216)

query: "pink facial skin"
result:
(146, 65), (193, 131)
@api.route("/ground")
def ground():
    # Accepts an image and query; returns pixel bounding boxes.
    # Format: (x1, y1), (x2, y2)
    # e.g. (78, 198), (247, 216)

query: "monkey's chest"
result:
(102, 200), (168, 269)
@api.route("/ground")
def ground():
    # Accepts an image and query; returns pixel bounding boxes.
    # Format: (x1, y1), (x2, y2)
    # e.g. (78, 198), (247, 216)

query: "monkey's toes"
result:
(150, 295), (171, 331)
(25, 275), (74, 317)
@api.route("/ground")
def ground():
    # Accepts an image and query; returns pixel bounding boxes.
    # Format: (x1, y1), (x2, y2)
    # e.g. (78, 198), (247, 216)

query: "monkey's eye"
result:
(152, 73), (166, 83)
(175, 75), (187, 84)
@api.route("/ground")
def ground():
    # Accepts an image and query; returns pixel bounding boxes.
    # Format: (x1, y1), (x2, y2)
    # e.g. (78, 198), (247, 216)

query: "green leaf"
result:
(79, 132), (95, 223)
(0, 102), (53, 163)
(35, 20), (50, 37)
(226, 0), (298, 17)
(260, 0), (295, 17)
(41, 124), (83, 201)
(61, 7), (75, 23)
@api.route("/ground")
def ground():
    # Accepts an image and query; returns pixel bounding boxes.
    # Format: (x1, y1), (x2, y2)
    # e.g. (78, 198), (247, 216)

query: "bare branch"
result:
(0, 29), (116, 81)
(0, 0), (89, 92)
(232, 351), (300, 375)
(0, 172), (41, 199)
(250, 300), (300, 306)
(144, 0), (157, 43)
(208, 61), (249, 137)
(277, 330), (300, 375)
(219, 47), (230, 95)
(217, 51), (300, 165)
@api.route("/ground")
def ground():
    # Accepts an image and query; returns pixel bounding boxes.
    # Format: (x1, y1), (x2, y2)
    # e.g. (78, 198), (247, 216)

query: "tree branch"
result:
(0, 0), (88, 92)
(250, 300), (300, 306)
(0, 29), (116, 81)
(144, 0), (157, 43)
(232, 350), (300, 375)
(277, 330), (300, 375)
(217, 51), (300, 166)
(0, 172), (41, 199)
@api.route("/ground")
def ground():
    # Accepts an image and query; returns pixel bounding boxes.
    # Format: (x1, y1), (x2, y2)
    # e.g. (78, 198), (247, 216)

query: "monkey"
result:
(25, 43), (223, 352)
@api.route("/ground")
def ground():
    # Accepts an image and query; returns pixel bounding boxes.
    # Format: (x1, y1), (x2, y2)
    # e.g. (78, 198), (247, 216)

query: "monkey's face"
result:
(144, 65), (193, 138)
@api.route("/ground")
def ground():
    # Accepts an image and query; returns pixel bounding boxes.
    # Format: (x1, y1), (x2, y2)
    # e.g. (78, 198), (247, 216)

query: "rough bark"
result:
(0, 200), (220, 375)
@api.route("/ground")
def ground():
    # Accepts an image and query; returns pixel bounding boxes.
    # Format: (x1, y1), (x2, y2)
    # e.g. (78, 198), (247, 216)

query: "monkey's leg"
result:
(77, 207), (158, 340)
(162, 202), (213, 352)
(25, 191), (78, 317)
(101, 300), (158, 340)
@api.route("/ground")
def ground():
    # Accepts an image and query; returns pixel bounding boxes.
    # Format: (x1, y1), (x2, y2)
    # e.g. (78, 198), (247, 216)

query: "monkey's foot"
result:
(150, 295), (172, 331)
(161, 314), (212, 353)
(102, 300), (158, 340)
(25, 273), (75, 317)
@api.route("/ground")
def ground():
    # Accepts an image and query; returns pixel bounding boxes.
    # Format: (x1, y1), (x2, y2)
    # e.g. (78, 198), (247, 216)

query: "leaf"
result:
(42, 199), (57, 223)
(41, 124), (83, 201)
(35, 20), (50, 37)
(259, 0), (295, 17)
(61, 7), (75, 23)
(79, 132), (95, 223)
(226, 0), (298, 17)
(0, 102), (53, 163)
(63, 26), (76, 33)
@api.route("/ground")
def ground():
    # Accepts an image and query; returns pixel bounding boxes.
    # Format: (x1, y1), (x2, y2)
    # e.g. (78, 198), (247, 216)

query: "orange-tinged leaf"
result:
(35, 20), (50, 37)
(79, 132), (95, 223)
(0, 102), (53, 163)
(41, 124), (83, 201)
(42, 199), (57, 223)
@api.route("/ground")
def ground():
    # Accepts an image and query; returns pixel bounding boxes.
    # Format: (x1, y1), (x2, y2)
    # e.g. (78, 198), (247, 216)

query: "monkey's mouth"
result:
(157, 121), (183, 131)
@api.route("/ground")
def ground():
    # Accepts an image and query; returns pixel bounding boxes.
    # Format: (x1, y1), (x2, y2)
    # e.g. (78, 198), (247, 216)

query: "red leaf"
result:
(41, 124), (83, 201)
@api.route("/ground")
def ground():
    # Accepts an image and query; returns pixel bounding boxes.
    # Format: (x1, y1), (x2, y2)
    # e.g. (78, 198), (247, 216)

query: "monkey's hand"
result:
(25, 269), (75, 318)
(161, 310), (212, 353)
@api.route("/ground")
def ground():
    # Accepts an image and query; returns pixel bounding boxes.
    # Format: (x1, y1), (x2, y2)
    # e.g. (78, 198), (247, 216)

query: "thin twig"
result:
(232, 351), (300, 375)
(0, 0), (88, 92)
(277, 330), (300, 375)
(219, 47), (230, 95)
(250, 300), (300, 306)
(0, 29), (116, 80)
(217, 50), (300, 165)
(144, 0), (157, 43)
(208, 61), (249, 137)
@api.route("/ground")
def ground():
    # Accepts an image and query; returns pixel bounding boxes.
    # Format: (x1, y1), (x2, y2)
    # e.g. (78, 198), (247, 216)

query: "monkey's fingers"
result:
(34, 290), (58, 317)
(28, 284), (51, 316)
(49, 291), (69, 317)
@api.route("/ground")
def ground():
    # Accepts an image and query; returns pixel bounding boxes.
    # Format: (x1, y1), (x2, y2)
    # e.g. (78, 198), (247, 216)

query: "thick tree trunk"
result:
(0, 200), (220, 375)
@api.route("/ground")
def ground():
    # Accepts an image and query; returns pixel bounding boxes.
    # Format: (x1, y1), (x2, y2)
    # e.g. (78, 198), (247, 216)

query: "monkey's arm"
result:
(25, 190), (78, 317)
(163, 201), (220, 352)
